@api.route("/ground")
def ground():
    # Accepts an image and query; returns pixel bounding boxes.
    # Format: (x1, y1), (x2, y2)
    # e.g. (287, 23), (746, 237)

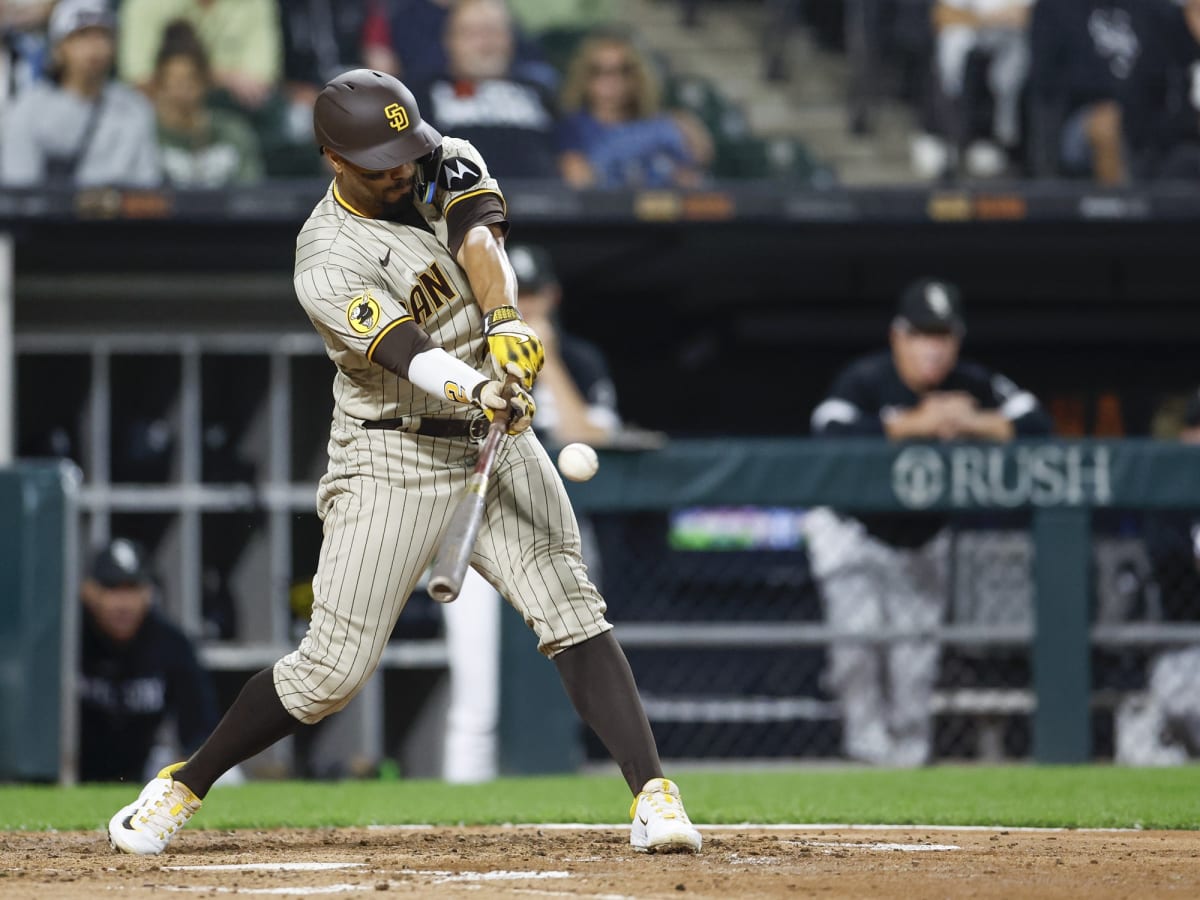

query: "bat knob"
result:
(427, 575), (459, 604)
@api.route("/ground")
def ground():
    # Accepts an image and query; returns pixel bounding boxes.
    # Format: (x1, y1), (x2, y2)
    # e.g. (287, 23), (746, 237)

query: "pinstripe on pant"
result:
(274, 428), (609, 724)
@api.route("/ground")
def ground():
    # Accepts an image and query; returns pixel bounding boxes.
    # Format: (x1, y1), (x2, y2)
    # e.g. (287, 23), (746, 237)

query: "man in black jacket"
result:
(79, 538), (220, 783)
(1119, 0), (1200, 180)
(1028, 0), (1139, 183)
(804, 279), (1052, 766)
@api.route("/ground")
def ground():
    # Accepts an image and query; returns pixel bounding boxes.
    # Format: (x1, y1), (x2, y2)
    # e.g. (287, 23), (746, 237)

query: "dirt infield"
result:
(2, 825), (1198, 899)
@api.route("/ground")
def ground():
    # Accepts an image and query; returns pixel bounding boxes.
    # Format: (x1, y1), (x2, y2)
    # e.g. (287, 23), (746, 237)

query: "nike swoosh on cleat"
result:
(639, 815), (649, 825)
(122, 815), (135, 830)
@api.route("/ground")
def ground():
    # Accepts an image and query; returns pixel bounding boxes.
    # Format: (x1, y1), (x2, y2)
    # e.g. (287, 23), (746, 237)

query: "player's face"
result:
(891, 327), (960, 392)
(83, 581), (152, 644)
(332, 154), (418, 218)
(56, 27), (114, 83)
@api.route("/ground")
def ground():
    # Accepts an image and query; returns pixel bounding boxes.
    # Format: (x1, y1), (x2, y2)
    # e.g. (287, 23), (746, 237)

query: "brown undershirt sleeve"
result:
(445, 192), (509, 256)
(366, 316), (437, 378)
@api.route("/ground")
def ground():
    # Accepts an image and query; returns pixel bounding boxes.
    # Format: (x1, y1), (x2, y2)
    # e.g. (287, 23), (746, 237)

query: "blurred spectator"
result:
(0, 0), (56, 99)
(153, 21), (263, 187)
(1118, 0), (1200, 180)
(803, 279), (1051, 767)
(362, 0), (452, 87)
(922, 0), (1033, 178)
(366, 0), (554, 93)
(79, 538), (220, 783)
(1029, 0), (1138, 184)
(441, 244), (620, 783)
(279, 0), (368, 138)
(280, 0), (368, 91)
(119, 0), (282, 112)
(1, 0), (160, 187)
(1116, 388), (1200, 765)
(413, 0), (558, 179)
(558, 30), (711, 189)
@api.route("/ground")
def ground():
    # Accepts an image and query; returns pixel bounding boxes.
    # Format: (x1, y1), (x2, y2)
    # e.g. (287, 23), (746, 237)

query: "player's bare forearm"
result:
(456, 224), (517, 314)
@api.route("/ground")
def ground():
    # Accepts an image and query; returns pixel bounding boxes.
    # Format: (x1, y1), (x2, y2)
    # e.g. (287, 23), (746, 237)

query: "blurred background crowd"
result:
(3, 0), (1198, 189)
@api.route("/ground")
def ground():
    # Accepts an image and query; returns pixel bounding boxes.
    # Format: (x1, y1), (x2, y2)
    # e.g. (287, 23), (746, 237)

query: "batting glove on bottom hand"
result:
(483, 305), (544, 390)
(472, 378), (536, 435)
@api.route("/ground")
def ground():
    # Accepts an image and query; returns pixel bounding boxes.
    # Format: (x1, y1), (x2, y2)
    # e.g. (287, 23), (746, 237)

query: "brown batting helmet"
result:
(313, 69), (442, 171)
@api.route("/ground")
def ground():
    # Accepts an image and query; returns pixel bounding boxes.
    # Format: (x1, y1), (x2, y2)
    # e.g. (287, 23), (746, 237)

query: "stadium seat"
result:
(714, 135), (833, 185)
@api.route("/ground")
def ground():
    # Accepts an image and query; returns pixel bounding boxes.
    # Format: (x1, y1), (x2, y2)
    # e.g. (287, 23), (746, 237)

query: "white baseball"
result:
(557, 442), (599, 482)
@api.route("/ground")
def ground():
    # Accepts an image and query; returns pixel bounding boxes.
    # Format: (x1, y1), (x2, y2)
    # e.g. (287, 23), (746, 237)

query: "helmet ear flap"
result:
(414, 146), (443, 205)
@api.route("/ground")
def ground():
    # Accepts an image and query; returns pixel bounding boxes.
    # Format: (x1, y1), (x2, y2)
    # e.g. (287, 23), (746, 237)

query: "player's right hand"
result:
(472, 378), (536, 436)
(483, 305), (544, 390)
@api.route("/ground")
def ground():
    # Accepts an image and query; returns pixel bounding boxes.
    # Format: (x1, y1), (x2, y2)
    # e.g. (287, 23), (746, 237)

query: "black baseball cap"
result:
(89, 538), (153, 588)
(507, 244), (558, 292)
(896, 278), (965, 334)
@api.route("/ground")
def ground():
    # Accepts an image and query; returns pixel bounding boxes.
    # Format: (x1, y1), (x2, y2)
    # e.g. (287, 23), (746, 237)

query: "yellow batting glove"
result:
(483, 305), (544, 389)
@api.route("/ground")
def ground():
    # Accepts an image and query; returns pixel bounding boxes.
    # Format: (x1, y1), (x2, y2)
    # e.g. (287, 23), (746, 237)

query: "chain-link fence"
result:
(584, 502), (1200, 766)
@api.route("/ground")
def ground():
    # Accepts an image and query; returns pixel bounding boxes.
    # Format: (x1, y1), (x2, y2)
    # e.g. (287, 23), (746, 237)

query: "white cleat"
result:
(629, 777), (702, 853)
(107, 762), (202, 855)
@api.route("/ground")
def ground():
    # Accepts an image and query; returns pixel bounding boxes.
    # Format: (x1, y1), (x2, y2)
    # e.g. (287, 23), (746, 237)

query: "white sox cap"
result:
(896, 278), (965, 334)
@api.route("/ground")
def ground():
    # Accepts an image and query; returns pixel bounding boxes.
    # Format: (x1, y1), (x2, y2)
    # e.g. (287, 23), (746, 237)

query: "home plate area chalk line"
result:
(365, 822), (1142, 834)
(158, 868), (574, 896)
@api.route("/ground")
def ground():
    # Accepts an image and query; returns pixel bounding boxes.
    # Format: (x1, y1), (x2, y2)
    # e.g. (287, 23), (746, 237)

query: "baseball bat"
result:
(427, 378), (515, 603)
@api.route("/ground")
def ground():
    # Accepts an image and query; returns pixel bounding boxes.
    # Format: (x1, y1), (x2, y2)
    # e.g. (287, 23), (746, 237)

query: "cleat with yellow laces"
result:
(107, 762), (202, 854)
(629, 777), (702, 853)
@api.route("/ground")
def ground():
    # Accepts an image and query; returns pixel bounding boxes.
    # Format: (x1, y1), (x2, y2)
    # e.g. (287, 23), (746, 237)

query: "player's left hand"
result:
(472, 378), (536, 436)
(483, 305), (544, 389)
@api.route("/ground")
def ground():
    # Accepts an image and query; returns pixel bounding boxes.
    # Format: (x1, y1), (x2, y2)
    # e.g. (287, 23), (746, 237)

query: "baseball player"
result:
(804, 279), (1052, 766)
(106, 69), (701, 855)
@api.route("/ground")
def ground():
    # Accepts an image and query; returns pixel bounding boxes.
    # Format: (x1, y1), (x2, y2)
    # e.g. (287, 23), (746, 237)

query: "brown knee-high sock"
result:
(553, 630), (662, 793)
(175, 668), (302, 798)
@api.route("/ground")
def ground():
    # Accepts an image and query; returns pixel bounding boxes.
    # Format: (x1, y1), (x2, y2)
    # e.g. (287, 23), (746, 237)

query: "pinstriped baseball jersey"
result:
(274, 137), (610, 723)
(293, 137), (498, 429)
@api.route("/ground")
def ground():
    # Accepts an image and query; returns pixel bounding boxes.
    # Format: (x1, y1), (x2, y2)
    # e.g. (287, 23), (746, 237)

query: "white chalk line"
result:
(431, 870), (569, 884)
(158, 867), (572, 896)
(803, 841), (961, 852)
(366, 822), (1144, 834)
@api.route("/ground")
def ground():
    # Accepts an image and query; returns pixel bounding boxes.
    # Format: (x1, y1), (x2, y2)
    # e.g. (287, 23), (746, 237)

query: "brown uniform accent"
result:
(446, 191), (509, 256)
(368, 318), (437, 378)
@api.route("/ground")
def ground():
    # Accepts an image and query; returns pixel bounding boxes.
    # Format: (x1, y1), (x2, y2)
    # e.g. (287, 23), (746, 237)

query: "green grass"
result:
(2, 767), (1197, 833)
